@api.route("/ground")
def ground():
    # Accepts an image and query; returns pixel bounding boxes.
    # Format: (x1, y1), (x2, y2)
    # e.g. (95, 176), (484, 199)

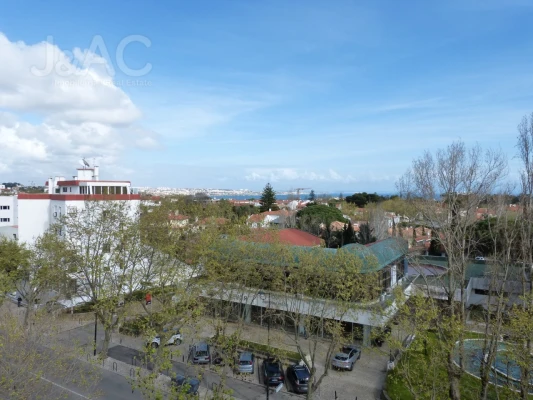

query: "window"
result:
(0, 205), (10, 210)
(115, 186), (121, 195)
(67, 206), (77, 215)
(109, 186), (115, 195)
(94, 186), (102, 195)
(123, 187), (128, 194)
(69, 187), (72, 192)
(62, 187), (67, 192)
(0, 218), (10, 222)
(102, 186), (109, 195)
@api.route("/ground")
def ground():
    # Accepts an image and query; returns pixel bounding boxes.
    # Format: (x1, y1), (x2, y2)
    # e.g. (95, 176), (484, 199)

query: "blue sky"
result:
(0, 0), (532, 193)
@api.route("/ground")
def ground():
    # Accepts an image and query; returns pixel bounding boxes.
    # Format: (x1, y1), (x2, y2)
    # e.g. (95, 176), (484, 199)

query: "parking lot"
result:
(109, 319), (389, 400)
(54, 315), (389, 399)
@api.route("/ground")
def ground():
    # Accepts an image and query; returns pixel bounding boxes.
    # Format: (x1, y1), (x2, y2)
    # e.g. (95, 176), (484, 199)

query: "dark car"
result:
(286, 364), (311, 394)
(171, 374), (200, 396)
(263, 358), (284, 387)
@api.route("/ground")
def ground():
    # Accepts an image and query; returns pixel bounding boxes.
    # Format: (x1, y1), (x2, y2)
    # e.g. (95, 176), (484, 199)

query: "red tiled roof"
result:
(240, 228), (323, 247)
(330, 221), (345, 231)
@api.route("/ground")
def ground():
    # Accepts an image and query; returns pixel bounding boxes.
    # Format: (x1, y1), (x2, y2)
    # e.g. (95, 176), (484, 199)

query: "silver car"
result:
(237, 352), (255, 374)
(191, 342), (211, 364)
(331, 344), (361, 371)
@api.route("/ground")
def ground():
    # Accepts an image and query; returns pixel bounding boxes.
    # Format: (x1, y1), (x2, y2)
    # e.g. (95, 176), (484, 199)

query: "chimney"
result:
(48, 178), (53, 194)
(93, 166), (99, 181)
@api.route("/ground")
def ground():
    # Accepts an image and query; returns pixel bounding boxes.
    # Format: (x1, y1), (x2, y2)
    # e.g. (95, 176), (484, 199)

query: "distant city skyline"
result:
(0, 0), (532, 191)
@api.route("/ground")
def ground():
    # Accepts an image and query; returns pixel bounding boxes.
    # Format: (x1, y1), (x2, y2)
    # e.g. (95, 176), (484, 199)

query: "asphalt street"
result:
(50, 361), (143, 400)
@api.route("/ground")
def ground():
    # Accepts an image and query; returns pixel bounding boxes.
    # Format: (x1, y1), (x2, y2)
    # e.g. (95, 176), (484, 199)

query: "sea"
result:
(211, 193), (395, 201)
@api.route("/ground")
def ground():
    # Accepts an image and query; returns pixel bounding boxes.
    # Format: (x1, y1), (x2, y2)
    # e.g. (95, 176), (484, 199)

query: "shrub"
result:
(72, 301), (95, 313)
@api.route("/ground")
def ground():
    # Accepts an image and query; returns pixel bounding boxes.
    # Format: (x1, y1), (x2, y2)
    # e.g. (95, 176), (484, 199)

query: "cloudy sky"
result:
(0, 0), (532, 193)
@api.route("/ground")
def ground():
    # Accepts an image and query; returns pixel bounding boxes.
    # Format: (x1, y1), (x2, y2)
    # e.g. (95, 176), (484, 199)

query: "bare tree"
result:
(513, 112), (533, 399)
(398, 141), (507, 400)
(58, 200), (145, 357)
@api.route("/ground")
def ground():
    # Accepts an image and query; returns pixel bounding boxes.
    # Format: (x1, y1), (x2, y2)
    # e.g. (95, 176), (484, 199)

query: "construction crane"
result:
(294, 187), (311, 200)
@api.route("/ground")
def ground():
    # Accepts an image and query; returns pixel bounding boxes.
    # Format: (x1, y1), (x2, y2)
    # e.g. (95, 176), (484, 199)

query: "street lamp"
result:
(258, 290), (271, 400)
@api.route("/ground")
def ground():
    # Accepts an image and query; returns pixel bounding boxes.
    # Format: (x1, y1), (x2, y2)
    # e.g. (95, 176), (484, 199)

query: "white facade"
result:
(0, 165), (141, 244)
(0, 195), (16, 227)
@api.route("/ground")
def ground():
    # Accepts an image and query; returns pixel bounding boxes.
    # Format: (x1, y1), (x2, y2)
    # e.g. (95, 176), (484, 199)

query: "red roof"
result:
(240, 228), (323, 247)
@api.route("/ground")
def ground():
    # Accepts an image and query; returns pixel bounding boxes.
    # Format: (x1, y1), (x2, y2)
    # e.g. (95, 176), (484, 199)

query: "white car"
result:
(475, 256), (485, 261)
(150, 330), (182, 348)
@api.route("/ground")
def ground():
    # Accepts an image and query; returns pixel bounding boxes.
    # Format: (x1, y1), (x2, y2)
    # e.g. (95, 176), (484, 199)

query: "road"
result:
(47, 360), (143, 400)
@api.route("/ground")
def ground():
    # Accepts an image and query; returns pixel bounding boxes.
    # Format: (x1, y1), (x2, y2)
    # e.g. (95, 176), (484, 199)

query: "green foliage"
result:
(357, 223), (376, 245)
(260, 183), (278, 212)
(0, 237), (31, 275)
(308, 190), (316, 201)
(342, 221), (356, 245)
(72, 301), (96, 313)
(297, 204), (348, 225)
(212, 334), (301, 362)
(345, 192), (391, 208)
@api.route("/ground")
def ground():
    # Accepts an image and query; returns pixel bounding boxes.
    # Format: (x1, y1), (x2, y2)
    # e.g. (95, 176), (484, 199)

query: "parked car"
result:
(171, 374), (200, 396)
(191, 342), (211, 364)
(236, 352), (255, 374)
(286, 363), (311, 394)
(331, 345), (361, 371)
(475, 256), (485, 261)
(263, 358), (284, 386)
(150, 329), (182, 348)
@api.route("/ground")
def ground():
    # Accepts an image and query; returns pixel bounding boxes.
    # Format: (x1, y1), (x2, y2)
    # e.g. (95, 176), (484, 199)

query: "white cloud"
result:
(0, 32), (158, 180)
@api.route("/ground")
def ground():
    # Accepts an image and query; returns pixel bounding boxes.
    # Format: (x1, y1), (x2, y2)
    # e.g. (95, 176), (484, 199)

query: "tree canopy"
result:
(259, 183), (278, 212)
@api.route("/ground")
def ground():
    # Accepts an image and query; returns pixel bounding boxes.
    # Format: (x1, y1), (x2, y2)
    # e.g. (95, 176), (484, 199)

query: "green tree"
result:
(57, 201), (146, 358)
(260, 183), (278, 212)
(342, 221), (356, 245)
(308, 190), (316, 202)
(357, 223), (376, 245)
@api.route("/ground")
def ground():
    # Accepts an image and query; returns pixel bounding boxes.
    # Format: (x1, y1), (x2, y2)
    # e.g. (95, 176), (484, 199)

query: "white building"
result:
(0, 164), (140, 244)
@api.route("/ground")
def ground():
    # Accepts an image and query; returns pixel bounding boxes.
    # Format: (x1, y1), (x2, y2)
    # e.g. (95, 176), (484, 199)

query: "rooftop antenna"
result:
(82, 158), (90, 168)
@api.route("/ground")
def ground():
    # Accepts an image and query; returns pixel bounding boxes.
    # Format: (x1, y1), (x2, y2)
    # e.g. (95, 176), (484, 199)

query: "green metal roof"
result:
(210, 236), (408, 274)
